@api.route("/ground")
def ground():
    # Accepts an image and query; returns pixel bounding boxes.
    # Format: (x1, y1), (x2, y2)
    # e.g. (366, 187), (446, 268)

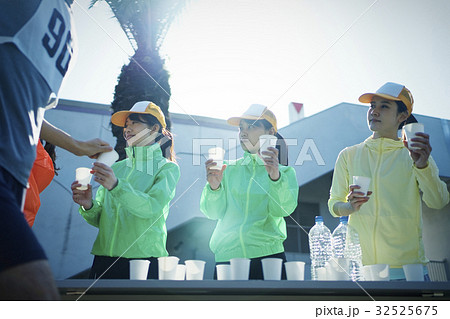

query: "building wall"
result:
(422, 187), (450, 264)
(32, 100), (450, 279)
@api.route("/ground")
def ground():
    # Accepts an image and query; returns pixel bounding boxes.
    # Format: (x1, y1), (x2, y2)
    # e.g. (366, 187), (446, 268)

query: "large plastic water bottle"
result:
(345, 221), (363, 281)
(332, 216), (348, 259)
(309, 216), (332, 280)
(331, 216), (363, 281)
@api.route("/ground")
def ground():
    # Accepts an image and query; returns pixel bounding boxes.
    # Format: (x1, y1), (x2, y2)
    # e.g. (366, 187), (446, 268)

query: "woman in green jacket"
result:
(328, 82), (449, 280)
(200, 104), (299, 279)
(72, 101), (180, 279)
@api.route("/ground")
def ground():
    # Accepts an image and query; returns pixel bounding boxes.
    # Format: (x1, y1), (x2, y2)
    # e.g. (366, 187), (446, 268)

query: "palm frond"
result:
(90, 0), (189, 52)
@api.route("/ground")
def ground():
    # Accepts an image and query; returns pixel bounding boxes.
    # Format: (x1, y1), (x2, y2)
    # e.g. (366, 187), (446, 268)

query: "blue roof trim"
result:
(54, 103), (112, 116)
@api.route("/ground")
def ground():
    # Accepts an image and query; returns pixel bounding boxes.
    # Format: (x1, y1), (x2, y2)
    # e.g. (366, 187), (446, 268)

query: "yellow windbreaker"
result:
(328, 137), (449, 268)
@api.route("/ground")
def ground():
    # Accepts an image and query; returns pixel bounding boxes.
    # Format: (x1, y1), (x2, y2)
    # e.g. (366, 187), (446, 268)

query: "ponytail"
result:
(396, 101), (418, 130)
(42, 139), (59, 176)
(275, 132), (288, 166)
(156, 128), (176, 162)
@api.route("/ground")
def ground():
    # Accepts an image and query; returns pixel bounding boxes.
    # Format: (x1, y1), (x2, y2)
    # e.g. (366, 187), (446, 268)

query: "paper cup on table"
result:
(175, 264), (186, 280)
(216, 264), (231, 280)
(325, 258), (351, 281)
(316, 267), (327, 280)
(129, 260), (150, 280)
(361, 266), (372, 281)
(352, 176), (371, 197)
(230, 258), (251, 280)
(261, 258), (283, 280)
(158, 256), (179, 280)
(403, 123), (424, 150)
(365, 264), (390, 281)
(185, 260), (206, 280)
(403, 264), (424, 281)
(75, 167), (92, 190)
(284, 261), (305, 280)
(208, 147), (225, 170)
(259, 135), (277, 158)
(96, 150), (119, 167)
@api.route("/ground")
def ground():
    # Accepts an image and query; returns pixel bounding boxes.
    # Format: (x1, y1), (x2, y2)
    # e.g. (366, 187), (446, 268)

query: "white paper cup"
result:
(352, 176), (371, 197)
(158, 256), (179, 280)
(208, 147), (225, 170)
(175, 264), (186, 280)
(75, 167), (92, 190)
(284, 261), (305, 280)
(185, 260), (206, 280)
(404, 123), (424, 150)
(403, 264), (424, 281)
(259, 135), (277, 158)
(325, 258), (351, 281)
(230, 258), (251, 280)
(129, 260), (150, 280)
(216, 264), (231, 280)
(316, 267), (327, 280)
(96, 150), (119, 167)
(364, 264), (390, 281)
(261, 258), (283, 280)
(361, 266), (372, 281)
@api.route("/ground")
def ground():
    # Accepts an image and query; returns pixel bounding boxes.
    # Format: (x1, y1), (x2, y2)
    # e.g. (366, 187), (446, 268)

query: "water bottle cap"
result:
(315, 216), (323, 223)
(339, 216), (349, 223)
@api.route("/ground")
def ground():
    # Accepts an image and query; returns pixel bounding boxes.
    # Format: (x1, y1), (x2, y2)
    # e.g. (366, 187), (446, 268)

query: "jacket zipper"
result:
(372, 139), (383, 263)
(109, 148), (136, 256)
(239, 157), (257, 257)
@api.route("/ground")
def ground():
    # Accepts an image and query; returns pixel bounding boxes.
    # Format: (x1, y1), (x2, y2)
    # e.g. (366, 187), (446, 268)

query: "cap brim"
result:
(111, 111), (131, 127)
(359, 93), (402, 103)
(111, 111), (154, 127)
(227, 115), (265, 126)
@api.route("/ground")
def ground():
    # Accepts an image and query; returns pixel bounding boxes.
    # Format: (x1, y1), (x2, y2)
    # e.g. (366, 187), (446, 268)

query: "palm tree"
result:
(90, 0), (188, 159)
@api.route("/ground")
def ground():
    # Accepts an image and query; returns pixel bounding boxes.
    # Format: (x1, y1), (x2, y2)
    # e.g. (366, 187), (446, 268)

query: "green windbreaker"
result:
(79, 143), (180, 259)
(200, 152), (299, 262)
(328, 137), (449, 269)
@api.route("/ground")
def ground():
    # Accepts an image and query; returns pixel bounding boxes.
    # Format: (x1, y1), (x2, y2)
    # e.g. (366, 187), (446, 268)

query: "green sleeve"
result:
(109, 162), (180, 219)
(78, 186), (105, 228)
(268, 166), (299, 217)
(414, 156), (450, 209)
(200, 182), (227, 220)
(328, 150), (350, 217)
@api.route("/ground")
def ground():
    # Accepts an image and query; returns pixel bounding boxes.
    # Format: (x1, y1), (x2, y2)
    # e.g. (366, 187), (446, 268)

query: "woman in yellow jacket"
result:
(328, 82), (449, 280)
(200, 104), (298, 279)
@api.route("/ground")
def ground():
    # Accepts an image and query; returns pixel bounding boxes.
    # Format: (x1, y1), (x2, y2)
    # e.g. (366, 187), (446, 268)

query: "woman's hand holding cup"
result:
(91, 162), (118, 191)
(205, 159), (226, 190)
(261, 146), (280, 181)
(71, 181), (93, 210)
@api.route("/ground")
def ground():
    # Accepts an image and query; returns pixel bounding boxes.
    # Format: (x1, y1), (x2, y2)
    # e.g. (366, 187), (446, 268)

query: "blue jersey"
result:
(0, 0), (76, 186)
(0, 0), (76, 94)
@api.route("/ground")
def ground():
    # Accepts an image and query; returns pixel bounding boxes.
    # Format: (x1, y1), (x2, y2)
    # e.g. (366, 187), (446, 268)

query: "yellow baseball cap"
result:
(359, 82), (414, 115)
(227, 104), (277, 132)
(111, 101), (167, 128)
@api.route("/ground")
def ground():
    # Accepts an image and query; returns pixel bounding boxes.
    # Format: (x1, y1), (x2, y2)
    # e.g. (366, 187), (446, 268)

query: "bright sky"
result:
(60, 0), (450, 129)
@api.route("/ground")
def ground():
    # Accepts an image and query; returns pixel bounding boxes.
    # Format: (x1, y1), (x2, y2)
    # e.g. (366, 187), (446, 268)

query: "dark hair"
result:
(41, 140), (59, 176)
(244, 119), (289, 166)
(396, 101), (417, 130)
(126, 113), (176, 162)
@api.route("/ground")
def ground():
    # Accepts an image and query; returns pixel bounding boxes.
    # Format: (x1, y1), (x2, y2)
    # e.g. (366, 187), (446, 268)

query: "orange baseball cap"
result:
(111, 101), (166, 128)
(227, 104), (277, 132)
(359, 82), (414, 115)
